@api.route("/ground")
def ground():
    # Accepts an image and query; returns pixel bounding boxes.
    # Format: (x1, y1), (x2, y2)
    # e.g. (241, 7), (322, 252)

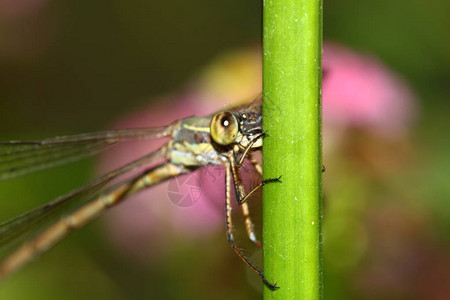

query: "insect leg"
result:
(224, 162), (278, 290)
(229, 153), (280, 206)
(227, 153), (280, 248)
(235, 133), (265, 168)
(247, 153), (262, 175)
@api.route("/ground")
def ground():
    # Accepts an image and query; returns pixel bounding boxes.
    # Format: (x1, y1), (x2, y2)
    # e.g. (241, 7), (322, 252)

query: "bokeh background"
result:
(0, 1), (449, 299)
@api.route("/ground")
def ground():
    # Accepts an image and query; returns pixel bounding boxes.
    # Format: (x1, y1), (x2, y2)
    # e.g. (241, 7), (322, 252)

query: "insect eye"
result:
(210, 112), (239, 146)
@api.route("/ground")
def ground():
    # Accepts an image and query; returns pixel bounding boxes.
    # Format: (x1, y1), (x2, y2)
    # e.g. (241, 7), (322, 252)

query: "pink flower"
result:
(323, 42), (417, 138)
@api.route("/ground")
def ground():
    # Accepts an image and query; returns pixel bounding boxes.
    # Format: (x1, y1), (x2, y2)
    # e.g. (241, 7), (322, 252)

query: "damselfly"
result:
(0, 97), (279, 290)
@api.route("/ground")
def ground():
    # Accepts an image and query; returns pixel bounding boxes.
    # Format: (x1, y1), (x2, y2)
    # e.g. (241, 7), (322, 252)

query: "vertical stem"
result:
(262, 0), (323, 298)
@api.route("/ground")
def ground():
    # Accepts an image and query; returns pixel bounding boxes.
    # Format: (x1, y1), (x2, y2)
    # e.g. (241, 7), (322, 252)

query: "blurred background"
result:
(0, 0), (449, 299)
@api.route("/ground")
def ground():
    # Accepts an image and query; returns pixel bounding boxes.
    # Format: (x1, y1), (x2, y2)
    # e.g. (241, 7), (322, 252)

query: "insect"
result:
(0, 98), (280, 290)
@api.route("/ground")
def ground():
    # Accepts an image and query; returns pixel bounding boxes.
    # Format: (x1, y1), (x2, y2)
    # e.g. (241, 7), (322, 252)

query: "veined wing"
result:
(0, 145), (168, 260)
(0, 126), (174, 181)
(229, 94), (261, 113)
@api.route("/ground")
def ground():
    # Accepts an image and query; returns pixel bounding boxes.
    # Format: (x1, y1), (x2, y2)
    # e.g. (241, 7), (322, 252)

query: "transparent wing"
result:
(0, 145), (168, 259)
(0, 126), (174, 181)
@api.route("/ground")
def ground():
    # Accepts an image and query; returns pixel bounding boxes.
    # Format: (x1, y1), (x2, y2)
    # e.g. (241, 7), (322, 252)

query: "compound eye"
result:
(210, 111), (239, 146)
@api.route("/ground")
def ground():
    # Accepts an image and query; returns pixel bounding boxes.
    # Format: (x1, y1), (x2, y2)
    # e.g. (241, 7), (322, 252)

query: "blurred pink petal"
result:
(323, 42), (417, 138)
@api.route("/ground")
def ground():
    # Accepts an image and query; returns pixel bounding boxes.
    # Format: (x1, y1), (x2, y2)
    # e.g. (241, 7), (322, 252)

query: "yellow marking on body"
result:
(144, 172), (159, 185)
(189, 142), (214, 155)
(197, 142), (214, 153)
(173, 141), (215, 165)
(101, 194), (114, 207)
(182, 124), (210, 133)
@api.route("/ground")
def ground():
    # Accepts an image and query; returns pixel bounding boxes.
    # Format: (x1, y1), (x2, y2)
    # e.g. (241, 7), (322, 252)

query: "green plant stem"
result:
(262, 0), (323, 298)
